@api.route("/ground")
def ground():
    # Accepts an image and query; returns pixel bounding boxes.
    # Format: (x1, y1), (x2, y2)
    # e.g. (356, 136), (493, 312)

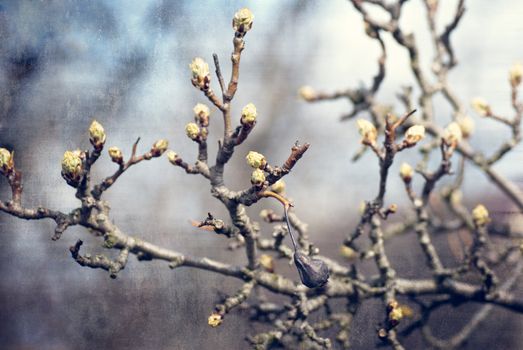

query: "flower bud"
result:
(250, 169), (266, 186)
(472, 204), (490, 226)
(241, 103), (257, 124)
(61, 150), (84, 185)
(340, 246), (357, 260)
(443, 122), (462, 146)
(456, 114), (474, 138)
(271, 179), (286, 194)
(399, 162), (413, 182)
(166, 150), (178, 165)
(108, 147), (123, 164)
(193, 103), (210, 126)
(298, 86), (316, 101)
(89, 120), (106, 150)
(189, 57), (210, 88)
(293, 251), (330, 288)
(471, 97), (490, 117)
(404, 125), (425, 145)
(259, 254), (274, 272)
(185, 122), (200, 140)
(246, 151), (266, 169)
(357, 119), (378, 145)
(151, 139), (169, 157)
(388, 307), (403, 325)
(208, 312), (223, 327)
(509, 63), (523, 87)
(0, 148), (14, 174)
(232, 8), (254, 34)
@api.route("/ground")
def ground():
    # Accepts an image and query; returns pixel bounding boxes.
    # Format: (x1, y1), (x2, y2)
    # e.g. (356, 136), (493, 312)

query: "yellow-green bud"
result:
(151, 139), (169, 157)
(108, 147), (123, 164)
(443, 122), (462, 146)
(259, 254), (274, 272)
(509, 62), (523, 87)
(89, 120), (106, 149)
(405, 125), (425, 145)
(185, 123), (200, 140)
(0, 148), (13, 174)
(167, 150), (178, 165)
(193, 103), (210, 126)
(357, 119), (378, 145)
(246, 151), (266, 169)
(298, 86), (316, 101)
(271, 179), (286, 194)
(208, 312), (223, 327)
(471, 97), (490, 117)
(189, 57), (210, 88)
(61, 150), (84, 185)
(399, 162), (413, 182)
(232, 8), (254, 33)
(241, 103), (257, 124)
(472, 204), (490, 226)
(456, 114), (474, 138)
(250, 169), (266, 186)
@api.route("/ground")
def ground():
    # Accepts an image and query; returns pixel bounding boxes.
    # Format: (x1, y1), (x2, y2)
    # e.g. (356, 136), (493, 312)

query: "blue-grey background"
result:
(0, 1), (522, 349)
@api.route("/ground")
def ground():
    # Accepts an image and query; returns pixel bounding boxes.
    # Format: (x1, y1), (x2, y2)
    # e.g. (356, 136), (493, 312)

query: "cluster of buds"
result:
(207, 312), (223, 328)
(298, 86), (316, 101)
(443, 122), (463, 147)
(232, 8), (254, 35)
(357, 119), (378, 146)
(472, 204), (490, 227)
(399, 162), (414, 183)
(189, 57), (210, 90)
(456, 113), (475, 139)
(509, 62), (523, 87)
(61, 150), (85, 187)
(185, 122), (201, 141)
(240, 103), (257, 125)
(108, 147), (123, 165)
(387, 300), (404, 327)
(404, 125), (426, 146)
(471, 97), (490, 117)
(0, 148), (14, 175)
(151, 139), (168, 157)
(89, 120), (106, 150)
(193, 103), (210, 127)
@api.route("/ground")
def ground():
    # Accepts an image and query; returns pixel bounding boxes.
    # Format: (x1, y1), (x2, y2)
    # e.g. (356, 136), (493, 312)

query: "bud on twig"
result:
(471, 97), (490, 117)
(298, 86), (316, 101)
(259, 254), (275, 272)
(61, 150), (84, 186)
(399, 162), (413, 182)
(185, 123), (201, 140)
(166, 150), (178, 165)
(456, 114), (474, 138)
(357, 119), (378, 145)
(232, 8), (254, 35)
(246, 151), (266, 169)
(509, 62), (522, 87)
(108, 147), (123, 165)
(250, 169), (266, 186)
(404, 125), (425, 145)
(151, 139), (169, 157)
(193, 103), (210, 126)
(271, 179), (286, 194)
(0, 148), (14, 175)
(89, 120), (106, 150)
(443, 122), (462, 147)
(241, 103), (257, 125)
(208, 312), (223, 327)
(472, 204), (490, 227)
(189, 57), (210, 89)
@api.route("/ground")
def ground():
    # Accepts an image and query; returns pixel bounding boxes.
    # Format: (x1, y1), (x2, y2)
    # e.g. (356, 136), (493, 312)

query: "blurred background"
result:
(0, 0), (522, 349)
